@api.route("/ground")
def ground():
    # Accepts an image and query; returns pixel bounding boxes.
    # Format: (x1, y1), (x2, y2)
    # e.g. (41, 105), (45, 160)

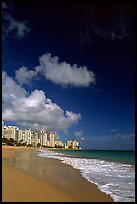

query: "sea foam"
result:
(37, 149), (135, 202)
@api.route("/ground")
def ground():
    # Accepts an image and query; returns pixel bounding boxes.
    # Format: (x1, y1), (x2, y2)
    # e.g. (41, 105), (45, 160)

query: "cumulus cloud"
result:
(2, 71), (81, 131)
(2, 3), (30, 39)
(39, 54), (96, 87)
(15, 66), (38, 85)
(2, 71), (27, 110)
(15, 53), (96, 87)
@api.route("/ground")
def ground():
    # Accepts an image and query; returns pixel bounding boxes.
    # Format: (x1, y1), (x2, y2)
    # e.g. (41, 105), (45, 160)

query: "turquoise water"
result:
(51, 149), (135, 165)
(38, 149), (135, 202)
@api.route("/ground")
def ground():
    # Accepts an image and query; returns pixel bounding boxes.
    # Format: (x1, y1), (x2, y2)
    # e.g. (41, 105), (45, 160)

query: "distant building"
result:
(65, 140), (79, 149)
(18, 129), (38, 146)
(65, 140), (72, 149)
(3, 125), (19, 141)
(2, 121), (80, 149)
(2, 121), (4, 138)
(55, 140), (64, 148)
(38, 138), (40, 144)
(40, 129), (47, 146)
(72, 140), (79, 149)
(31, 131), (39, 146)
(18, 129), (31, 144)
(49, 132), (55, 147)
(46, 140), (50, 147)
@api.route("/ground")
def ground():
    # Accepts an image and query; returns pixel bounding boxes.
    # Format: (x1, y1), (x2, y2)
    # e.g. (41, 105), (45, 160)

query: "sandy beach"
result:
(2, 145), (113, 202)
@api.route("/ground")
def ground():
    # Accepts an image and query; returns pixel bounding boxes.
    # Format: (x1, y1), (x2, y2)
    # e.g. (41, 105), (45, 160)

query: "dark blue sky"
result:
(2, 2), (135, 150)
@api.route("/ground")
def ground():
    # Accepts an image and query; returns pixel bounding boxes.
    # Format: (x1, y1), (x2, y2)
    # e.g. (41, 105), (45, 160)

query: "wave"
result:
(37, 149), (135, 202)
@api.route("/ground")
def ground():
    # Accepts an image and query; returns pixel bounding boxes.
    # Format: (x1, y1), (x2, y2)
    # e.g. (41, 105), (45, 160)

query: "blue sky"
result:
(2, 2), (135, 150)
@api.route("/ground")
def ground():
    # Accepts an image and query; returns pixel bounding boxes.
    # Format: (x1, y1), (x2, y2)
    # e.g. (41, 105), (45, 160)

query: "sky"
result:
(2, 2), (135, 150)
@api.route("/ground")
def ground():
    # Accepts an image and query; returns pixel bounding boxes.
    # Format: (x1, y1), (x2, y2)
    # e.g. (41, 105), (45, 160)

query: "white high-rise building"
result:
(18, 129), (38, 146)
(55, 140), (64, 147)
(31, 131), (39, 146)
(2, 121), (4, 138)
(3, 125), (19, 141)
(40, 129), (47, 146)
(65, 140), (79, 149)
(18, 129), (31, 144)
(49, 132), (55, 147)
(72, 140), (79, 149)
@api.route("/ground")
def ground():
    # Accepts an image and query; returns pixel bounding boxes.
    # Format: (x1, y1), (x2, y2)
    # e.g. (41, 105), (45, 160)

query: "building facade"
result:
(18, 129), (31, 144)
(2, 121), (4, 138)
(72, 140), (79, 149)
(40, 129), (47, 146)
(49, 132), (55, 147)
(65, 140), (79, 149)
(55, 140), (64, 148)
(18, 129), (38, 146)
(2, 125), (19, 141)
(31, 131), (39, 146)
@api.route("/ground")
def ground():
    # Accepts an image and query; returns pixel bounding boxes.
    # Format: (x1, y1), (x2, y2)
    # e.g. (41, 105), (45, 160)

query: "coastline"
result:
(2, 145), (114, 202)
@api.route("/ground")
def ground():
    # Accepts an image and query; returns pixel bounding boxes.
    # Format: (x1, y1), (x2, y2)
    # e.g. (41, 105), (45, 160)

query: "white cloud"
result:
(39, 54), (96, 87)
(4, 14), (30, 39)
(2, 71), (27, 110)
(2, 71), (81, 131)
(74, 130), (83, 137)
(15, 53), (96, 87)
(15, 66), (38, 85)
(2, 4), (30, 39)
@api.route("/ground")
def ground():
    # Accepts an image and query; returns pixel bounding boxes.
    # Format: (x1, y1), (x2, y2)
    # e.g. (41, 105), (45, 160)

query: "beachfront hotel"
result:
(40, 129), (55, 148)
(40, 129), (48, 146)
(64, 140), (79, 149)
(49, 132), (55, 147)
(2, 121), (80, 149)
(55, 140), (64, 148)
(2, 121), (39, 147)
(2, 123), (19, 141)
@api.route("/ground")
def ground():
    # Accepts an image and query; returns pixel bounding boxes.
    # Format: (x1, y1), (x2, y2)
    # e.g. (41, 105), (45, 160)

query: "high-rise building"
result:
(65, 140), (79, 149)
(18, 129), (38, 146)
(49, 132), (55, 147)
(2, 121), (4, 138)
(46, 140), (50, 147)
(3, 125), (19, 140)
(18, 129), (29, 144)
(65, 140), (72, 149)
(55, 140), (64, 147)
(40, 129), (47, 146)
(31, 131), (39, 146)
(72, 140), (79, 149)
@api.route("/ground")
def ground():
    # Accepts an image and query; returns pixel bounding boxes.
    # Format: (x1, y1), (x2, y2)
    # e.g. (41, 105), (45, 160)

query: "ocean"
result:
(37, 149), (135, 202)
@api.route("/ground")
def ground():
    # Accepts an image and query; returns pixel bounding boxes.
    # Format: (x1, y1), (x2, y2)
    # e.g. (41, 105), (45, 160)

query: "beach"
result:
(2, 146), (113, 202)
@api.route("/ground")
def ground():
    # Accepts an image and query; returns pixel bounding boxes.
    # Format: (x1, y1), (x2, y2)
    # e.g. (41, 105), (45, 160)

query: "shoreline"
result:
(2, 145), (114, 202)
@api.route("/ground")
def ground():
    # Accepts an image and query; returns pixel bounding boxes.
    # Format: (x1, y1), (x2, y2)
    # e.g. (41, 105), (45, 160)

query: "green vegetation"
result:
(54, 144), (64, 148)
(2, 138), (15, 146)
(2, 138), (79, 149)
(2, 138), (34, 147)
(37, 143), (41, 148)
(27, 144), (33, 147)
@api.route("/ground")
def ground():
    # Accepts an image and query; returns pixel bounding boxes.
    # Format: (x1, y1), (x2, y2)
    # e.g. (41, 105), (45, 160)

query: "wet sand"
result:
(2, 146), (114, 202)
